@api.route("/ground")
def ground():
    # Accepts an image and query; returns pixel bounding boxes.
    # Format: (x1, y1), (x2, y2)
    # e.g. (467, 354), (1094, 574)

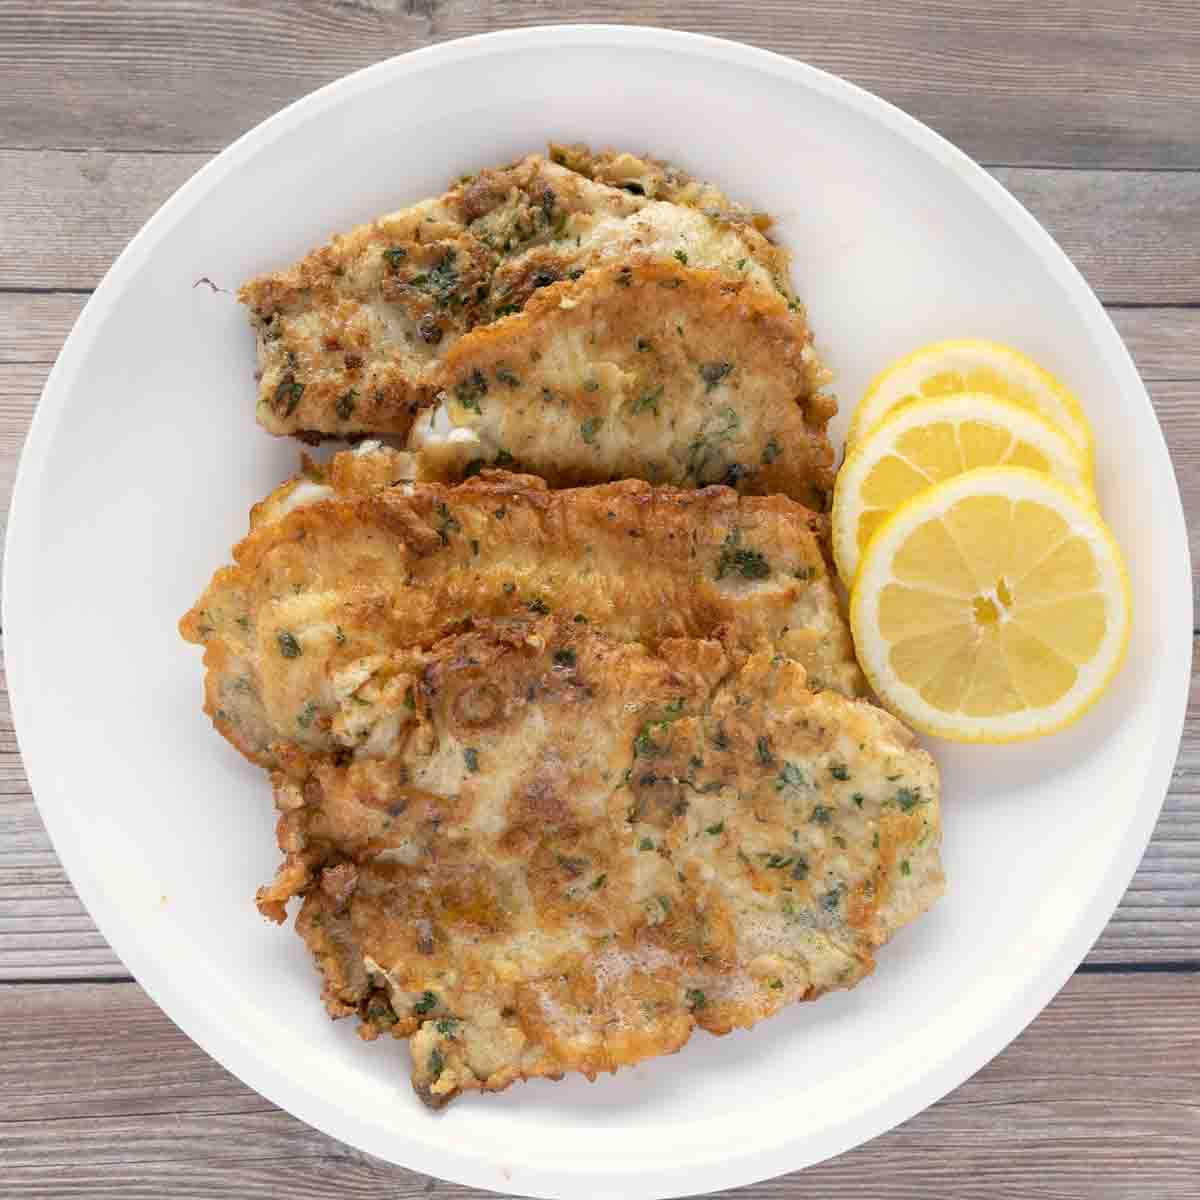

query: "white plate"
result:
(6, 25), (1191, 1200)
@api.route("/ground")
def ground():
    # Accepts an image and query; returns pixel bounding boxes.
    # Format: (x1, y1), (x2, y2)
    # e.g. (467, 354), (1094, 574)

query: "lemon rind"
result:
(849, 466), (1131, 744)
(848, 338), (1095, 478)
(833, 392), (1094, 587)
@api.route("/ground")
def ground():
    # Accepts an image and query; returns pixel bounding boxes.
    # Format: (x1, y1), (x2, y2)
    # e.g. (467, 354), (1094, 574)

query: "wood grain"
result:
(2, 1), (1199, 169)
(5, 291), (1197, 381)
(3, 151), (1199, 302)
(1, 973), (1196, 1195)
(4, 6), (1198, 1186)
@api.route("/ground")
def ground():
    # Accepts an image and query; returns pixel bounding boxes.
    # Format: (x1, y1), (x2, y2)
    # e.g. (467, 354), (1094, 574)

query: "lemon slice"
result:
(832, 393), (1092, 585)
(849, 339), (1093, 472)
(851, 466), (1130, 743)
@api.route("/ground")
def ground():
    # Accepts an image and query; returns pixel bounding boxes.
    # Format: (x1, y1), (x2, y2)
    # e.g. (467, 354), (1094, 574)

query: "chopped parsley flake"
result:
(413, 991), (438, 1015)
(367, 999), (396, 1025)
(685, 988), (706, 1010)
(434, 500), (461, 545)
(830, 764), (851, 781)
(335, 388), (357, 421)
(463, 747), (480, 773)
(756, 735), (774, 766)
(699, 361), (733, 392)
(706, 821), (725, 836)
(775, 761), (805, 791)
(716, 528), (771, 581)
(277, 630), (302, 659)
(901, 859), (912, 876)
(553, 648), (577, 669)
(674, 249), (689, 265)
(454, 369), (488, 411)
(428, 1048), (444, 1076)
(631, 386), (663, 416)
(810, 804), (833, 825)
(580, 416), (602, 444)
(639, 838), (655, 852)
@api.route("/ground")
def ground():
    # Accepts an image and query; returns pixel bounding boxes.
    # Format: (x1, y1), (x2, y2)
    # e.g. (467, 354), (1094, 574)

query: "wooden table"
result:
(2, 3), (1197, 1195)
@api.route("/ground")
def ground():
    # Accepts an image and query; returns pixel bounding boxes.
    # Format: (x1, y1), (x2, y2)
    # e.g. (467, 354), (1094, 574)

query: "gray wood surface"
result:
(4, 152), (1199, 302)
(3, 1), (1199, 168)
(1, 2), (1197, 1196)
(2, 974), (1197, 1196)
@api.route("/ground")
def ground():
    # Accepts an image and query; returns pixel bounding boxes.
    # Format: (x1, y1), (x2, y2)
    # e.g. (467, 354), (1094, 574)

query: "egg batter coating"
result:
(258, 620), (942, 1107)
(410, 260), (834, 509)
(179, 447), (863, 769)
(238, 146), (800, 441)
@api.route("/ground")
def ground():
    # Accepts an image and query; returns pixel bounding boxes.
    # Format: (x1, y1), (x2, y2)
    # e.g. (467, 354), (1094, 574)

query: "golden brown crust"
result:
(238, 145), (817, 442)
(415, 260), (835, 507)
(256, 619), (941, 1106)
(179, 449), (863, 767)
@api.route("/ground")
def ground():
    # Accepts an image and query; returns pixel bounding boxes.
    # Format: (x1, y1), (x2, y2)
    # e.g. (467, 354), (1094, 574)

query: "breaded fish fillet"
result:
(239, 147), (796, 440)
(409, 261), (835, 508)
(179, 447), (863, 768)
(257, 619), (942, 1107)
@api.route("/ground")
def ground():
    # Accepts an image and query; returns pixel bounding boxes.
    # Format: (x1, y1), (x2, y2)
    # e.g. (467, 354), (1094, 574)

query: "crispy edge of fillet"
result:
(256, 622), (942, 1107)
(179, 448), (864, 769)
(411, 260), (836, 508)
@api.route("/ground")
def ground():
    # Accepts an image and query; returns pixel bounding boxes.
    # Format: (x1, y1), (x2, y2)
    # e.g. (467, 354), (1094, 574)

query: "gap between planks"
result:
(3, 291), (1199, 379)
(0, 974), (1196, 1197)
(2, 0), (1199, 170)
(0, 151), (1198, 303)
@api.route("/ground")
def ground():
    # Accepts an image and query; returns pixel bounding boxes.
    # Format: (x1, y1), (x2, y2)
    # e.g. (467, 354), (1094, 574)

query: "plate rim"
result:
(4, 23), (1192, 1199)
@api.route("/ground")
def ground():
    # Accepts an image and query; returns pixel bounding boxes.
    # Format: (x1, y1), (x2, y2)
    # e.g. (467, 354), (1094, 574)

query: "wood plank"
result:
(1108, 307), (1200, 383)
(5, 153), (1195, 306)
(2, 1), (1199, 169)
(4, 151), (1198, 302)
(1153, 381), (1200, 617)
(5, 292), (1197, 382)
(991, 168), (1200, 306)
(0, 150), (209, 292)
(0, 973), (1196, 1194)
(0, 292), (86, 364)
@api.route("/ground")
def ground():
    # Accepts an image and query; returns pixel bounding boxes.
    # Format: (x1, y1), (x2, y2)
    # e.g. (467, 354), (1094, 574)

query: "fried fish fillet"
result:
(179, 447), (863, 768)
(409, 260), (835, 508)
(239, 147), (796, 440)
(256, 619), (942, 1107)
